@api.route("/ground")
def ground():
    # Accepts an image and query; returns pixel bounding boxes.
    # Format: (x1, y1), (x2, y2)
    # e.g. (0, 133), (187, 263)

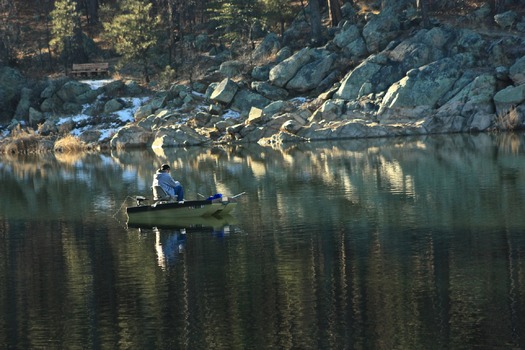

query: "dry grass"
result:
(495, 106), (521, 131)
(54, 134), (86, 153)
(0, 126), (42, 154)
(0, 126), (90, 155)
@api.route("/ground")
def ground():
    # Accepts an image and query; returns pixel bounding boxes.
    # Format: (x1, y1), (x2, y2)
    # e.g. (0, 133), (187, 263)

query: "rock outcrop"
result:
(2, 4), (525, 152)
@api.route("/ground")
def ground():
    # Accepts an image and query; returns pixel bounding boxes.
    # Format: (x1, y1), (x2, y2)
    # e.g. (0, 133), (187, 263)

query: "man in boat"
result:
(152, 164), (184, 201)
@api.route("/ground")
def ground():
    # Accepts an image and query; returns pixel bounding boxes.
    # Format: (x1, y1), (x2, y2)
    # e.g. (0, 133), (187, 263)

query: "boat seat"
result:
(152, 185), (174, 202)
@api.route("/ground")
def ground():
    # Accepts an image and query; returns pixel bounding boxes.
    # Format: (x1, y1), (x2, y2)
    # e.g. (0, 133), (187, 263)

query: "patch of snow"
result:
(98, 128), (118, 141)
(192, 91), (206, 98)
(290, 97), (308, 104)
(57, 114), (91, 125)
(223, 110), (241, 119)
(114, 109), (134, 123)
(62, 95), (149, 141)
(80, 79), (113, 90)
(114, 97), (148, 123)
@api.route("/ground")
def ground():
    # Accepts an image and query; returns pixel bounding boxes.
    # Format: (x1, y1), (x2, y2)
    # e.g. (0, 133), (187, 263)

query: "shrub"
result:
(495, 106), (521, 131)
(54, 134), (86, 153)
(0, 126), (41, 154)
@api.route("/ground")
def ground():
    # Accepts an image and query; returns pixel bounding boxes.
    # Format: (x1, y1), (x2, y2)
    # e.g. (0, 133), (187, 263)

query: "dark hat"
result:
(160, 164), (171, 171)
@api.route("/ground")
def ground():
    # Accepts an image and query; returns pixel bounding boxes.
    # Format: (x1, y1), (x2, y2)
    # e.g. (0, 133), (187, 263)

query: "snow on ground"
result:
(223, 109), (241, 119)
(56, 79), (148, 142)
(8, 78), (281, 143)
(80, 79), (114, 90)
(58, 96), (147, 141)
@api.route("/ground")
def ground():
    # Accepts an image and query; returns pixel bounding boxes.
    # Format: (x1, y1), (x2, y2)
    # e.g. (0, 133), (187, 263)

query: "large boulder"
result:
(252, 33), (281, 59)
(333, 22), (368, 60)
(76, 89), (100, 105)
(282, 20), (310, 49)
(56, 80), (92, 103)
(453, 29), (485, 58)
(333, 56), (384, 100)
(110, 125), (153, 149)
(102, 80), (126, 97)
(251, 81), (289, 100)
(297, 119), (393, 140)
(251, 64), (273, 81)
(494, 10), (518, 30)
(378, 55), (473, 119)
(309, 99), (345, 122)
(134, 104), (154, 121)
(104, 99), (125, 114)
(40, 95), (63, 114)
(493, 84), (525, 115)
(262, 100), (296, 117)
(28, 107), (45, 126)
(434, 73), (497, 132)
(388, 26), (453, 71)
(509, 56), (525, 85)
(286, 53), (336, 92)
(231, 89), (271, 116)
(210, 78), (239, 104)
(14, 87), (32, 121)
(151, 125), (211, 148)
(362, 8), (401, 53)
(269, 48), (314, 87)
(0, 67), (26, 122)
(333, 21), (361, 49)
(40, 77), (69, 99)
(218, 60), (245, 78)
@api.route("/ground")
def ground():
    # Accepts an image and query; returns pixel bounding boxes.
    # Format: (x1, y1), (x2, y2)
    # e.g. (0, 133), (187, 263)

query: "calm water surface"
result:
(2, 133), (525, 349)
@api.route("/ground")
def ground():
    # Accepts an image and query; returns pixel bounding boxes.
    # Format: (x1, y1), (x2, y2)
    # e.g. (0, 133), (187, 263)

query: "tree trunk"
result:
(417, 0), (430, 28)
(86, 0), (99, 25)
(327, 0), (342, 27)
(141, 53), (150, 83)
(309, 0), (323, 46)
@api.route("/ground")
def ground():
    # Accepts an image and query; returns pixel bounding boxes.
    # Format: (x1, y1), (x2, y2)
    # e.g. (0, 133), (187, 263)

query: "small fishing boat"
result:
(126, 187), (243, 227)
(127, 214), (238, 230)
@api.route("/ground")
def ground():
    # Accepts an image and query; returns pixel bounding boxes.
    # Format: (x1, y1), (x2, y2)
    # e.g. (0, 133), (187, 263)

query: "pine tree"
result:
(0, 0), (18, 65)
(211, 0), (262, 40)
(261, 0), (297, 36)
(103, 0), (160, 82)
(49, 0), (79, 71)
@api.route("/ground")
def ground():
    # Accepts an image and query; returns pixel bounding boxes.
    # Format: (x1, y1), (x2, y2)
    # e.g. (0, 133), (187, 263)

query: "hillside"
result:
(4, 0), (523, 81)
(0, 0), (525, 153)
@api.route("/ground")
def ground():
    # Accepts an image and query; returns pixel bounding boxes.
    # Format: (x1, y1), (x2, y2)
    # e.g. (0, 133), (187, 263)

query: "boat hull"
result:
(127, 214), (238, 230)
(126, 199), (237, 227)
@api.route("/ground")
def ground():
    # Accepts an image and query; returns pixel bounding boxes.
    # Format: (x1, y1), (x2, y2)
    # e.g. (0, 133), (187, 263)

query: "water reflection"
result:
(1, 133), (525, 349)
(129, 216), (237, 270)
(154, 227), (186, 270)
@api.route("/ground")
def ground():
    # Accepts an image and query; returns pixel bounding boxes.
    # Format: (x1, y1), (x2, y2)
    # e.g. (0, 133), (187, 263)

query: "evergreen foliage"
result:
(261, 0), (298, 35)
(0, 0), (519, 78)
(210, 0), (263, 40)
(0, 0), (17, 64)
(103, 0), (160, 82)
(49, 0), (79, 67)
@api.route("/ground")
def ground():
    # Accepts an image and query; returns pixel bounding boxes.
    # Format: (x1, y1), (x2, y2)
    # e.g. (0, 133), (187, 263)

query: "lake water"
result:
(2, 133), (525, 349)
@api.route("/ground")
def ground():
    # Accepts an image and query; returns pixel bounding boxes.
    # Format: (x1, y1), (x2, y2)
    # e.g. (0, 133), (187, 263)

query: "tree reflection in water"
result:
(1, 133), (525, 349)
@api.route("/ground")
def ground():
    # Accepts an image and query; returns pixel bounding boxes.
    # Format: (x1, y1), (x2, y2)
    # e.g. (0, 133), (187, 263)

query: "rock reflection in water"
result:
(2, 133), (525, 349)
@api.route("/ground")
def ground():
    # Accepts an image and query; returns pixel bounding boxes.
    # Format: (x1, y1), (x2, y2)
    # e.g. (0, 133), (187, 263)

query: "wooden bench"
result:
(71, 62), (109, 77)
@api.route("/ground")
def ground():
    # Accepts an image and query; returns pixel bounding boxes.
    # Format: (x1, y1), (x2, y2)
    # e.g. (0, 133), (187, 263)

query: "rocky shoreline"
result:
(1, 3), (524, 153)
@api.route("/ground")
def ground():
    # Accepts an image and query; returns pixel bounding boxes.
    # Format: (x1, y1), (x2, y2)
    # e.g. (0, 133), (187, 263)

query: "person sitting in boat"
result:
(152, 164), (184, 201)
